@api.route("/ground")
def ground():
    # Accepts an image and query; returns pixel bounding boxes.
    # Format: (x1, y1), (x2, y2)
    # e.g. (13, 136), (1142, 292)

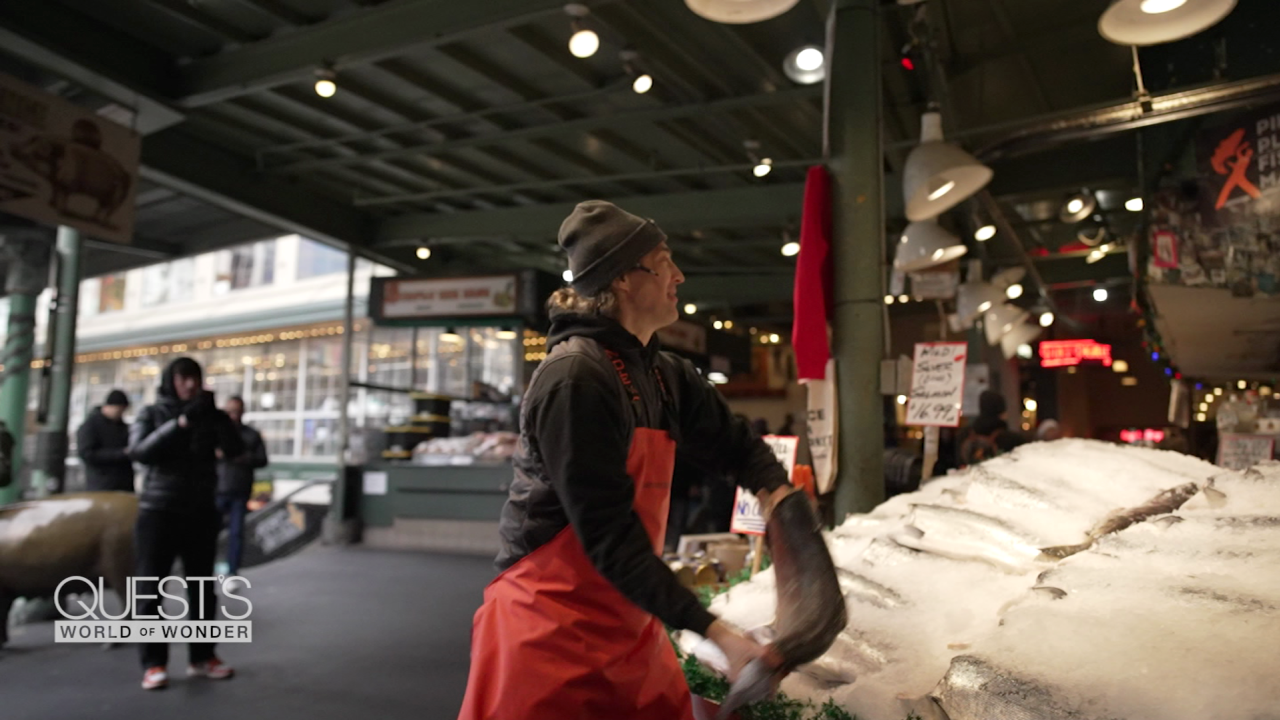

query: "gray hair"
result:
(547, 286), (618, 319)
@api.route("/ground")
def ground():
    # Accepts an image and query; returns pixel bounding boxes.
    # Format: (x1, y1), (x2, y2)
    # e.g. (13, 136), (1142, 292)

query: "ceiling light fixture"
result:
(562, 269), (574, 282)
(314, 67), (337, 98)
(620, 50), (653, 94)
(684, 0), (800, 24)
(1006, 283), (1024, 300)
(753, 158), (773, 177)
(1125, 197), (1144, 212)
(1099, 0), (1236, 46)
(974, 224), (997, 242)
(783, 45), (825, 85)
(903, 111), (993, 221)
(415, 246), (431, 260)
(565, 4), (599, 58)
(1093, 287), (1109, 302)
(1039, 311), (1055, 327)
(1060, 191), (1098, 223)
(781, 241), (800, 257)
(684, 303), (698, 315)
(895, 219), (967, 272)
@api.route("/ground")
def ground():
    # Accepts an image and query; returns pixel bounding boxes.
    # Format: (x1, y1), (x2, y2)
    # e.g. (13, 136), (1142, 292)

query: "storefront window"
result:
(99, 273), (126, 313)
(297, 238), (348, 280)
(305, 337), (344, 411)
(253, 418), (296, 458)
(141, 259), (195, 307)
(248, 344), (300, 413)
(301, 418), (339, 457)
(214, 239), (276, 295)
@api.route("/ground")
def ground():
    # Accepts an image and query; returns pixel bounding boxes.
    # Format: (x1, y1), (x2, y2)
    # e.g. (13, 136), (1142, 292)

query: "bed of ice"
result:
(679, 439), (1280, 720)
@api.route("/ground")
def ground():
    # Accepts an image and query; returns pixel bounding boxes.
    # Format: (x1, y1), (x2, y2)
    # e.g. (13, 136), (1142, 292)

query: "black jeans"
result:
(134, 508), (221, 670)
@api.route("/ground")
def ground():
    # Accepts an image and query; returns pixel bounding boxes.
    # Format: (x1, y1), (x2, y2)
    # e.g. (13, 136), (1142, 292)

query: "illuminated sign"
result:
(1039, 339), (1113, 368)
(1120, 428), (1166, 444)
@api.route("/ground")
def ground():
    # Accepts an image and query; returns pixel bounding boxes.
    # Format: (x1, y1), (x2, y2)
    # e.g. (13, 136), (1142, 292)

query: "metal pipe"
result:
(830, 0), (886, 520)
(30, 227), (80, 496)
(0, 236), (47, 504)
(328, 251), (357, 535)
(355, 158), (821, 206)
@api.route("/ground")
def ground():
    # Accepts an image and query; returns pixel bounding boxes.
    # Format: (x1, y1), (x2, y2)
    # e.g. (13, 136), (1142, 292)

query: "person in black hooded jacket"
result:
(458, 201), (795, 720)
(76, 389), (134, 492)
(128, 356), (243, 691)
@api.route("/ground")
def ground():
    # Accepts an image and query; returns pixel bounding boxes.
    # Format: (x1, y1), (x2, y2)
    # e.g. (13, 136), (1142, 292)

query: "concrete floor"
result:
(1, 545), (496, 720)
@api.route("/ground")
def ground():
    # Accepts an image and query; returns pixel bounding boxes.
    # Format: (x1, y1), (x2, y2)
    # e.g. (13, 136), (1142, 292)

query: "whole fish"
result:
(1039, 482), (1200, 560)
(932, 655), (1096, 720)
(837, 568), (908, 609)
(717, 491), (847, 719)
(895, 504), (1046, 571)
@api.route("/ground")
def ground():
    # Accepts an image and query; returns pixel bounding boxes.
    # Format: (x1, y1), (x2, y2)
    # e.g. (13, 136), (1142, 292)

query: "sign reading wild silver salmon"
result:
(0, 73), (139, 244)
(730, 435), (798, 536)
(907, 342), (967, 427)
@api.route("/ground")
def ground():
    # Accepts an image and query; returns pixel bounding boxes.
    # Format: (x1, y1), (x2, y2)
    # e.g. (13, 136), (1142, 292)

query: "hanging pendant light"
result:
(684, 0), (800, 24)
(1000, 322), (1043, 360)
(955, 280), (1004, 328)
(903, 112), (993, 221)
(895, 219), (967, 272)
(1098, 0), (1236, 46)
(783, 45), (825, 84)
(984, 304), (1030, 345)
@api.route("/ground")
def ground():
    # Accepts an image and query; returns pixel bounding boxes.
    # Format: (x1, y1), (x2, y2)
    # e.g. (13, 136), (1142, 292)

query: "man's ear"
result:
(611, 274), (632, 296)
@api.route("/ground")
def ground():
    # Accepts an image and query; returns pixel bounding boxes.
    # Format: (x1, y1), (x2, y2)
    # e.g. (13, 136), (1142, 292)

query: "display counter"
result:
(358, 460), (511, 555)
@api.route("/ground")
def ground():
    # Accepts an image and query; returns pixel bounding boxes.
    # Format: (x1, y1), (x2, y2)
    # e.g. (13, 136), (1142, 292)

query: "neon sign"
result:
(1120, 429), (1166, 444)
(1039, 339), (1113, 368)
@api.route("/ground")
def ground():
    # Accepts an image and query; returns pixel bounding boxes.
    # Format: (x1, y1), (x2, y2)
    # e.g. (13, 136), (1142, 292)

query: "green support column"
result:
(830, 0), (887, 519)
(0, 236), (48, 505)
(323, 250), (360, 544)
(30, 227), (81, 496)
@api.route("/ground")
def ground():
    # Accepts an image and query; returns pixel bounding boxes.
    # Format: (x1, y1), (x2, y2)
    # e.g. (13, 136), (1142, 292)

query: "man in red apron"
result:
(458, 201), (794, 720)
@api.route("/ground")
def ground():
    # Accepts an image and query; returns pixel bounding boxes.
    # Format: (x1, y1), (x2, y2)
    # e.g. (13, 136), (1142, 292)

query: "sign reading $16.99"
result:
(906, 342), (967, 428)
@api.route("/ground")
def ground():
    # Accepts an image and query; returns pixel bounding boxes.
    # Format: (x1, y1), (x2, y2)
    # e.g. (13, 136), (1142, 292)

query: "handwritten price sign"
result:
(906, 342), (967, 427)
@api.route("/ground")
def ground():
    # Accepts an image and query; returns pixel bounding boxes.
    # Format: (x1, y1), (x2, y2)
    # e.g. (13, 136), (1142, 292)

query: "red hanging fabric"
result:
(792, 165), (834, 381)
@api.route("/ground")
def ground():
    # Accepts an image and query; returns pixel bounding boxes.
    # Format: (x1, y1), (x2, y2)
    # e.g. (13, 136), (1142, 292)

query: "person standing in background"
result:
(216, 395), (268, 579)
(128, 357), (244, 691)
(77, 389), (134, 492)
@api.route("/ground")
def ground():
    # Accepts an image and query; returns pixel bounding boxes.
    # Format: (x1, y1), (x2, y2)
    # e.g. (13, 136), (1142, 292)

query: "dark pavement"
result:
(1, 545), (495, 720)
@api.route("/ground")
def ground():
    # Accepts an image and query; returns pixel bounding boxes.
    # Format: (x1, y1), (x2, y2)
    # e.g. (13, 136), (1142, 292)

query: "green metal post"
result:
(323, 250), (359, 544)
(0, 232), (46, 505)
(830, 0), (887, 519)
(30, 227), (81, 496)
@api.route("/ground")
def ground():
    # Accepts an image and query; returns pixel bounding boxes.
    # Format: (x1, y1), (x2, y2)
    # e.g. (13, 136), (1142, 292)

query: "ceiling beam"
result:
(0, 0), (184, 134)
(377, 183), (806, 241)
(178, 0), (620, 107)
(139, 127), (395, 265)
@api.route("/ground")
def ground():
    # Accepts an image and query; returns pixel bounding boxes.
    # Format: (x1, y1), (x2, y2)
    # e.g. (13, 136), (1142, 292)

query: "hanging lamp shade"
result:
(895, 219), (967, 273)
(1098, 0), (1236, 46)
(684, 0), (800, 23)
(984, 303), (1031, 345)
(955, 281), (1004, 328)
(1000, 322), (1043, 360)
(903, 112), (993, 221)
(990, 266), (1026, 292)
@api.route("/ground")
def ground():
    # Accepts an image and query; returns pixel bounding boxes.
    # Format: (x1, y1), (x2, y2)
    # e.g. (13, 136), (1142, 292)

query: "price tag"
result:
(906, 342), (967, 428)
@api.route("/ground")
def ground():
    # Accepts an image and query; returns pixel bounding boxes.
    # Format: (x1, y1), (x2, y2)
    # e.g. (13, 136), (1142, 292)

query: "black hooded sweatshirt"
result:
(497, 310), (788, 635)
(128, 359), (244, 514)
(76, 407), (134, 492)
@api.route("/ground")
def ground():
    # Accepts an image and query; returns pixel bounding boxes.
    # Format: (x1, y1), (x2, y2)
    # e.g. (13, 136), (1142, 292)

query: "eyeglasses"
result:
(630, 264), (659, 277)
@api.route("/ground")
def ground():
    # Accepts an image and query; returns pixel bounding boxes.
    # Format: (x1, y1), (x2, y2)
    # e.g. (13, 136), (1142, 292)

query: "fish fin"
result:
(1032, 585), (1068, 599)
(1202, 485), (1228, 509)
(1037, 542), (1091, 561)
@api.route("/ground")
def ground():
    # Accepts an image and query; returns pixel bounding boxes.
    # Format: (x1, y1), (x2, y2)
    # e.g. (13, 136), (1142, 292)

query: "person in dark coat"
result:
(128, 357), (244, 691)
(216, 396), (268, 577)
(959, 390), (1026, 466)
(76, 389), (134, 492)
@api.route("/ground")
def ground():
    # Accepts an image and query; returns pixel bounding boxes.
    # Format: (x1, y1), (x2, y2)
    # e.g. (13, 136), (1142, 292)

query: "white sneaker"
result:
(188, 657), (235, 680)
(141, 666), (168, 690)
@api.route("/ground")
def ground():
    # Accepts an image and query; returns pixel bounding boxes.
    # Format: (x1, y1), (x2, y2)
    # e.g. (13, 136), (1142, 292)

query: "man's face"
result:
(226, 399), (244, 425)
(616, 243), (685, 329)
(173, 373), (200, 402)
(101, 405), (125, 421)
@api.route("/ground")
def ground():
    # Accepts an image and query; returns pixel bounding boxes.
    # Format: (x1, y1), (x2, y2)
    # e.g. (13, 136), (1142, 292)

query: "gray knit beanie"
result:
(558, 201), (667, 297)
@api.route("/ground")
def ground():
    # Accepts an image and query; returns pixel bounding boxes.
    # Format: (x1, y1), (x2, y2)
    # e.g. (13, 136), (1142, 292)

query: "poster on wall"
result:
(730, 435), (798, 536)
(0, 73), (140, 244)
(906, 342), (967, 427)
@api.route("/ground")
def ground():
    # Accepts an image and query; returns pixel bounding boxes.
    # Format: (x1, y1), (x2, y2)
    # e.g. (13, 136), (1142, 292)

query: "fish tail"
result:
(1037, 542), (1091, 561)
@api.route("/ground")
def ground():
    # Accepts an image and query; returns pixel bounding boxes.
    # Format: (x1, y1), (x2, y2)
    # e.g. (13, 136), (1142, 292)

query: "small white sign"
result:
(806, 358), (838, 494)
(730, 435), (799, 536)
(1217, 433), (1274, 470)
(362, 471), (389, 495)
(906, 342), (967, 428)
(910, 269), (960, 300)
(381, 275), (518, 318)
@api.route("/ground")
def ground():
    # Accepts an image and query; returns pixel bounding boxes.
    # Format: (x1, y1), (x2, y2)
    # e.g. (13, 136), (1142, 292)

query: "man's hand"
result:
(754, 485), (797, 518)
(705, 620), (767, 682)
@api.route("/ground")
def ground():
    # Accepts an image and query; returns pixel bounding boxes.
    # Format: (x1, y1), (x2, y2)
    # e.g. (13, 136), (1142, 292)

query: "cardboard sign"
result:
(806, 358), (838, 494)
(910, 269), (960, 300)
(0, 72), (140, 244)
(1217, 433), (1275, 470)
(730, 435), (799, 536)
(906, 342), (967, 427)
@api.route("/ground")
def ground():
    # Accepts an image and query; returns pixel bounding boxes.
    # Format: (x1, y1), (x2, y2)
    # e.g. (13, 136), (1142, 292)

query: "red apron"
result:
(457, 427), (692, 720)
